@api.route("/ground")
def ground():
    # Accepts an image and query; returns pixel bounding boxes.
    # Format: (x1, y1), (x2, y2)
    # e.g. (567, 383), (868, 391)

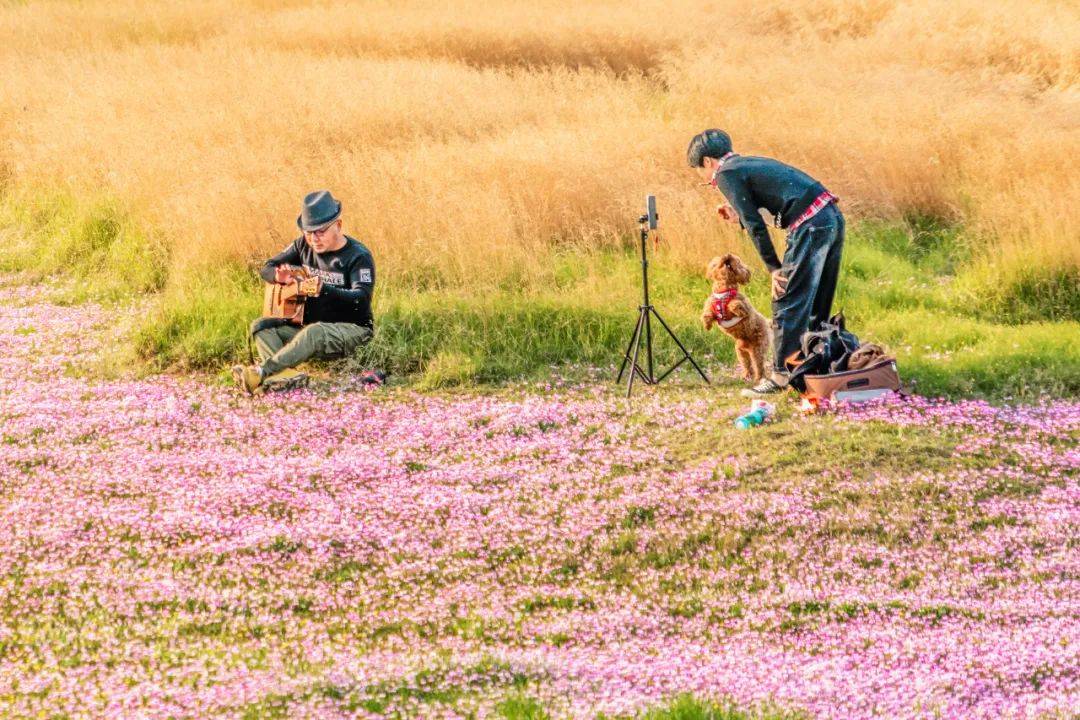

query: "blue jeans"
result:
(771, 203), (845, 372)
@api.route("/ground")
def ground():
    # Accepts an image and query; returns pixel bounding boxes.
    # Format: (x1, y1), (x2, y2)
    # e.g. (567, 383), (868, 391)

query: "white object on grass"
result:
(833, 388), (895, 404)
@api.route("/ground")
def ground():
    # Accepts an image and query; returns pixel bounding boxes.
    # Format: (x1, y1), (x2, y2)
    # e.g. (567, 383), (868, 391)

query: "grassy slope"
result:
(142, 227), (1078, 401)
(1, 193), (1076, 401)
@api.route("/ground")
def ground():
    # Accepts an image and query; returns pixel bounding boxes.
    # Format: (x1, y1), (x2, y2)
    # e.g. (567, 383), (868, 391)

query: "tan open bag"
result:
(802, 357), (901, 401)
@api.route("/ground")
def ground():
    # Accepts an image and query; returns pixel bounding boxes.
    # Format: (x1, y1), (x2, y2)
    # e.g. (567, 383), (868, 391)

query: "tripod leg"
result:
(616, 309), (646, 383)
(644, 306), (655, 383)
(649, 307), (711, 383)
(626, 310), (646, 398)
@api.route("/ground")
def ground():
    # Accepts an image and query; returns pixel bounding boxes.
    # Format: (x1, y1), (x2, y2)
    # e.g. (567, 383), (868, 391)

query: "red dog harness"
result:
(710, 288), (742, 326)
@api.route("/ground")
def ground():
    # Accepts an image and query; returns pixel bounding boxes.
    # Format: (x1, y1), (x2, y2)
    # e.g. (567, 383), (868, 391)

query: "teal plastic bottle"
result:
(734, 407), (769, 430)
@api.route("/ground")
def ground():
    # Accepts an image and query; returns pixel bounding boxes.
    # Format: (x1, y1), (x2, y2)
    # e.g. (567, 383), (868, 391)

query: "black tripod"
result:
(616, 205), (709, 398)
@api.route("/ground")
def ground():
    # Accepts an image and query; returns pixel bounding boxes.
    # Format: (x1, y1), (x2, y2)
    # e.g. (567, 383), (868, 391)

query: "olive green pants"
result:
(253, 321), (372, 377)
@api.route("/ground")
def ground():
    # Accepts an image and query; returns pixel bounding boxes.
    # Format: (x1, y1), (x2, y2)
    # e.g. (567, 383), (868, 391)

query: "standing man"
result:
(232, 190), (375, 394)
(687, 129), (844, 398)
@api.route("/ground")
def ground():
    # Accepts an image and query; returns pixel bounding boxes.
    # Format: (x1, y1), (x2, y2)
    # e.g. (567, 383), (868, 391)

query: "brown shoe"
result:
(231, 365), (263, 395)
(261, 367), (309, 392)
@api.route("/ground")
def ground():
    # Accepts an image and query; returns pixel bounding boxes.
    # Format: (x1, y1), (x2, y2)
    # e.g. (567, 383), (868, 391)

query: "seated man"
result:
(232, 190), (375, 394)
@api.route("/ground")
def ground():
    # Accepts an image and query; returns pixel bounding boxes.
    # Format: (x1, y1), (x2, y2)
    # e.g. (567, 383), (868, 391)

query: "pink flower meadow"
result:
(0, 296), (1076, 719)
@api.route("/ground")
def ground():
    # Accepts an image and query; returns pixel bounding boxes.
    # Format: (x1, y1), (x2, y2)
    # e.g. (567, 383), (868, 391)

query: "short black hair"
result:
(686, 129), (733, 167)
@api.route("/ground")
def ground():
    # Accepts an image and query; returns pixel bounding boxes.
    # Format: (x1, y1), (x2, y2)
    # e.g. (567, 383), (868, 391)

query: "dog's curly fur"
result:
(701, 254), (771, 383)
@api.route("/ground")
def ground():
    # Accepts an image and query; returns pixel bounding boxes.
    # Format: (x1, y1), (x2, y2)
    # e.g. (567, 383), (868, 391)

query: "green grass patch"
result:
(956, 256), (1080, 323)
(2, 190), (1077, 399)
(626, 693), (800, 720)
(519, 594), (597, 614)
(134, 243), (1080, 399)
(496, 694), (552, 719)
(662, 400), (984, 481)
(0, 188), (167, 300)
(131, 264), (260, 369)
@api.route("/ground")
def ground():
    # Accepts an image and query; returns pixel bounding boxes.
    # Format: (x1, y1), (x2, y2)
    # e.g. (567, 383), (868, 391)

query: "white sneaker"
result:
(740, 378), (787, 398)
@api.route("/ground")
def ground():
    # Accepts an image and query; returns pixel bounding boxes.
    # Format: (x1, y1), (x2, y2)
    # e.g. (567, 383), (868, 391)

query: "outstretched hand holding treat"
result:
(717, 203), (739, 224)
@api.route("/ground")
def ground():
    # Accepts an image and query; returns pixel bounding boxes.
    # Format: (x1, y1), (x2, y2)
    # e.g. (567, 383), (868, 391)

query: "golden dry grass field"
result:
(1, 0), (1078, 394)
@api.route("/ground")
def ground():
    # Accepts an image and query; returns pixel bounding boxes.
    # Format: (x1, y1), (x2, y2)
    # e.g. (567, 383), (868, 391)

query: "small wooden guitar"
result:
(262, 265), (322, 325)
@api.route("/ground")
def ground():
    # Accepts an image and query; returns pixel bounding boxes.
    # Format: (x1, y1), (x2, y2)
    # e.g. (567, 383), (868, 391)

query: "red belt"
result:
(788, 191), (838, 234)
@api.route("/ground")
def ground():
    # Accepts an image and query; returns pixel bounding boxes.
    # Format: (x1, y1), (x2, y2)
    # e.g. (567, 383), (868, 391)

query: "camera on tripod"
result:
(615, 195), (710, 397)
(639, 194), (658, 229)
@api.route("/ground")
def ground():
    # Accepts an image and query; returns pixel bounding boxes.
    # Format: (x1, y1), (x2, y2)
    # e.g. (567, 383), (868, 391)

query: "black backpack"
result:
(786, 312), (860, 392)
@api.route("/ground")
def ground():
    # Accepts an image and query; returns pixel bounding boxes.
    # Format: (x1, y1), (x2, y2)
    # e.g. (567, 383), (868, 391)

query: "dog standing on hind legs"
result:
(702, 254), (771, 384)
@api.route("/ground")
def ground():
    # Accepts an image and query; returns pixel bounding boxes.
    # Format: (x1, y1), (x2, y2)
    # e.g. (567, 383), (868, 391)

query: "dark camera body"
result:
(638, 194), (658, 229)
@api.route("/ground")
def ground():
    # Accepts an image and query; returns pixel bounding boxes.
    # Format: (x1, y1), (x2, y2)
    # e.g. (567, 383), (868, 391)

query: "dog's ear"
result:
(708, 254), (734, 281)
(705, 256), (722, 279)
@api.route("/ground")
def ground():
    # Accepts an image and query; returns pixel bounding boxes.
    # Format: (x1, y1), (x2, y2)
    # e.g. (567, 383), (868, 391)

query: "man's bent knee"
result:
(298, 323), (327, 342)
(251, 317), (289, 337)
(295, 323), (339, 355)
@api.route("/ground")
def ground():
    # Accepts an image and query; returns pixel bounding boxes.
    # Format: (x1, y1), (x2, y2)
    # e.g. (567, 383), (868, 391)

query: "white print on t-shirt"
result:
(304, 267), (345, 287)
(358, 269), (372, 283)
(304, 266), (345, 286)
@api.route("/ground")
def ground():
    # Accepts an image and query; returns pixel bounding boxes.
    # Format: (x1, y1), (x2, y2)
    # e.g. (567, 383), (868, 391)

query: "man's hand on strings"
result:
(274, 265), (298, 284)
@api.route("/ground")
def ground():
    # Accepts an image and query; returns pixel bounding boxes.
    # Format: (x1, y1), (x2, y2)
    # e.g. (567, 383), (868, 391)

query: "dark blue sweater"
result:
(712, 155), (829, 272)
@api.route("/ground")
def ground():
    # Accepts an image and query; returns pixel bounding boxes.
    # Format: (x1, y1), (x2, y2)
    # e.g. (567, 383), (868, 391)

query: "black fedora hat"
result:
(297, 190), (342, 231)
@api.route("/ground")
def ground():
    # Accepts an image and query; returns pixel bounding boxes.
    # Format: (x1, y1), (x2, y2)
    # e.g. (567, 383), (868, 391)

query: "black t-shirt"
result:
(260, 235), (375, 327)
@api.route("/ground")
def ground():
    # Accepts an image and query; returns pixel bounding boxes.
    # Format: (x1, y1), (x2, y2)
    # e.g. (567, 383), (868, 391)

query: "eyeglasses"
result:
(304, 223), (337, 239)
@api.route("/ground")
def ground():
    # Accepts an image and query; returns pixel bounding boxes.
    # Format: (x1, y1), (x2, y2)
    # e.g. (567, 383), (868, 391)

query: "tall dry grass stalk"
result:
(1, 0), (1077, 293)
